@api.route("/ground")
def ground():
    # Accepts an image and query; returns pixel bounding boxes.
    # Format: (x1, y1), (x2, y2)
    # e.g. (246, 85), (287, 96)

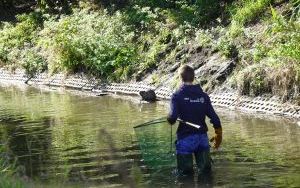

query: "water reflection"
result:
(0, 114), (53, 178)
(0, 85), (299, 187)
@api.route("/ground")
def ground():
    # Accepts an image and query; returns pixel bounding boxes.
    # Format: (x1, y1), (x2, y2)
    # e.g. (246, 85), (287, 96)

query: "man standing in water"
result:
(167, 65), (222, 175)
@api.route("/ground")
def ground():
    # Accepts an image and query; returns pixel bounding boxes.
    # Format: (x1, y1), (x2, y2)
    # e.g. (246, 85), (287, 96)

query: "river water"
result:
(0, 85), (299, 188)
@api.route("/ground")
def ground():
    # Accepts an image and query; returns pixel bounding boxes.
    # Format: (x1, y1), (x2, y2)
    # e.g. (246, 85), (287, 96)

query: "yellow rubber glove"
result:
(210, 127), (222, 149)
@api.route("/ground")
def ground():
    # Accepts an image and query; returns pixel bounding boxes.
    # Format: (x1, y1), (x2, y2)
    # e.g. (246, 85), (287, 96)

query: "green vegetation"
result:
(229, 0), (274, 36)
(0, 0), (299, 99)
(0, 0), (227, 81)
(233, 1), (300, 100)
(193, 0), (300, 100)
(232, 0), (273, 25)
(41, 9), (138, 81)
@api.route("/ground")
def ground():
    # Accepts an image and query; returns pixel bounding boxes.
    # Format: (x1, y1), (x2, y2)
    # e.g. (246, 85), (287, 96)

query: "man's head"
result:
(179, 65), (194, 83)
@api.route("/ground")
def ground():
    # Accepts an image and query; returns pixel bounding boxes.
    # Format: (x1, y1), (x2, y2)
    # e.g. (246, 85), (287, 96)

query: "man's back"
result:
(169, 84), (221, 139)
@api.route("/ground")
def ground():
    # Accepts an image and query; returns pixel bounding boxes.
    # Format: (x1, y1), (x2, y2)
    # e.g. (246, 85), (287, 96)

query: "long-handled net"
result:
(133, 117), (167, 129)
(133, 118), (211, 185)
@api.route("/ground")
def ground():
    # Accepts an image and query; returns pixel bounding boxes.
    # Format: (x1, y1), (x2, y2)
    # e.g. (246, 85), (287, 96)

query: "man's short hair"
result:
(179, 65), (194, 83)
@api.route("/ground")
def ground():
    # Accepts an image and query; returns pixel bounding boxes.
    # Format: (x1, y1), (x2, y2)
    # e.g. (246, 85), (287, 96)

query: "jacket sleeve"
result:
(206, 95), (221, 129)
(167, 93), (179, 125)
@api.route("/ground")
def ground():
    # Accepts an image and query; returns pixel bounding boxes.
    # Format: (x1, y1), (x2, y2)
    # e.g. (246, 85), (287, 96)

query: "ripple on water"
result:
(0, 85), (299, 187)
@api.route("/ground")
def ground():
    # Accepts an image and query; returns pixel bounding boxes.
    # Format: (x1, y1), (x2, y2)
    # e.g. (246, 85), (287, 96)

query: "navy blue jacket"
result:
(168, 84), (221, 139)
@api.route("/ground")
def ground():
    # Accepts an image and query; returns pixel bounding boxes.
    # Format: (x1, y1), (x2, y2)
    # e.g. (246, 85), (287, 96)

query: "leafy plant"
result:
(39, 9), (138, 81)
(0, 12), (44, 68)
(216, 37), (238, 58)
(195, 29), (213, 48)
(21, 48), (47, 76)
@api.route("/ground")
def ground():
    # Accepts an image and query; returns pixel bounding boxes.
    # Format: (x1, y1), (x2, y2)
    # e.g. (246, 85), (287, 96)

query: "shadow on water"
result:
(97, 128), (142, 187)
(1, 115), (148, 187)
(0, 114), (53, 178)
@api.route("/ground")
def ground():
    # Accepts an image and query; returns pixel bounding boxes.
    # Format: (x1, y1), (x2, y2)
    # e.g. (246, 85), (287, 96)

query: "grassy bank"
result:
(0, 0), (299, 101)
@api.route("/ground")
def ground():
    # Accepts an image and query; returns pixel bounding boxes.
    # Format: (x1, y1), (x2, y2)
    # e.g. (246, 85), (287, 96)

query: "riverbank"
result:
(1, 1), (299, 103)
(0, 68), (299, 121)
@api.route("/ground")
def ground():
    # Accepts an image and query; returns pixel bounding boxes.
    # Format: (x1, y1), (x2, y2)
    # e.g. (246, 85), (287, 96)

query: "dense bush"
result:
(122, 5), (160, 31)
(39, 9), (137, 81)
(166, 0), (222, 26)
(0, 12), (44, 72)
(0, 9), (138, 81)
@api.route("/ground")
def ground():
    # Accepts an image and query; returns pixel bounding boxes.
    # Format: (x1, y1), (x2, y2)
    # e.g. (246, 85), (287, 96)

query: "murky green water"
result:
(0, 85), (299, 188)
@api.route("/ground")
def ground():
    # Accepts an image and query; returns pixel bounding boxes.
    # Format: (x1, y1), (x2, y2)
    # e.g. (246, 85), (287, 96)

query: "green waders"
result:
(177, 154), (194, 175)
(194, 150), (211, 173)
(177, 150), (211, 175)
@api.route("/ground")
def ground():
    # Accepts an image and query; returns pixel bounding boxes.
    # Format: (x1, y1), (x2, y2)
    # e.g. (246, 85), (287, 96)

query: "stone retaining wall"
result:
(210, 92), (300, 119)
(0, 68), (299, 120)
